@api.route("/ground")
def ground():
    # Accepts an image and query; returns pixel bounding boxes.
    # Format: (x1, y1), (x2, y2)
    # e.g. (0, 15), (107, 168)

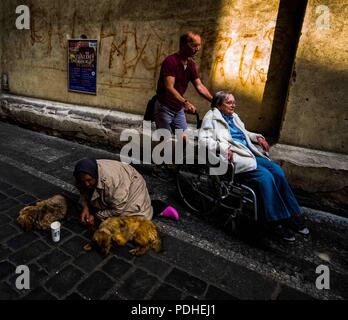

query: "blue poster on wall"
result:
(68, 39), (97, 95)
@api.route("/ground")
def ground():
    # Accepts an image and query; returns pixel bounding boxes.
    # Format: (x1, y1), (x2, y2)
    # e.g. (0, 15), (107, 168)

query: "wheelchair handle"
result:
(184, 110), (202, 129)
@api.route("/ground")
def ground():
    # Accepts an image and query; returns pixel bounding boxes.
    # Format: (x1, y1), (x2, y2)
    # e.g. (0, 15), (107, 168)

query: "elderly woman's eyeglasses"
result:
(223, 100), (238, 107)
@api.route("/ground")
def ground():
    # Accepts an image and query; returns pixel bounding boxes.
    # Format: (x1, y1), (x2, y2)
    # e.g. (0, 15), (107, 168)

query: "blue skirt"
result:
(236, 157), (301, 222)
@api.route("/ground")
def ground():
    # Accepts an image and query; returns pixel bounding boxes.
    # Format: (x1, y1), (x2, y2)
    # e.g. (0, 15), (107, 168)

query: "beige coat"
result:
(87, 160), (153, 220)
(198, 108), (270, 174)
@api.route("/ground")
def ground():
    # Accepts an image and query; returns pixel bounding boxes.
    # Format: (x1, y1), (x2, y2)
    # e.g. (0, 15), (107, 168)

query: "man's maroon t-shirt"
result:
(156, 53), (199, 112)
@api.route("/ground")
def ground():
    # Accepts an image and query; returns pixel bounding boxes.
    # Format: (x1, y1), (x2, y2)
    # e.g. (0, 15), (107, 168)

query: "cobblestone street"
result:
(0, 122), (347, 300)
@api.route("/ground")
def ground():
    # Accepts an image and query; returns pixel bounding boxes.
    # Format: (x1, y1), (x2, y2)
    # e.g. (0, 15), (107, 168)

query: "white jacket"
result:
(198, 108), (270, 174)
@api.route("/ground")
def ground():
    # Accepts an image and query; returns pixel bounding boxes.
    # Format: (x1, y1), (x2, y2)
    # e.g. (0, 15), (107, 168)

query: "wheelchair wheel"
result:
(176, 164), (224, 215)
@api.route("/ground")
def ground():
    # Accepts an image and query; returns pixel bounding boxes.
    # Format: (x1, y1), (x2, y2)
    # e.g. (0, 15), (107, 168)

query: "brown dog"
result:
(86, 216), (162, 256)
(17, 194), (68, 230)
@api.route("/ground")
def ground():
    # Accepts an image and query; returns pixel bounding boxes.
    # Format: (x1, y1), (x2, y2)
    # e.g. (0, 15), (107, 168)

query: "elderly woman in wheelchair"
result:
(180, 90), (309, 242)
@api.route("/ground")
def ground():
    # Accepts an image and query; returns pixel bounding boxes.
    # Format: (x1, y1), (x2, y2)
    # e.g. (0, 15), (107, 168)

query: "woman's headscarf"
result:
(73, 158), (98, 180)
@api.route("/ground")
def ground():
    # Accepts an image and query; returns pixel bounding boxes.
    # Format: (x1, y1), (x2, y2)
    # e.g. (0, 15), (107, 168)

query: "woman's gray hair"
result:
(211, 91), (232, 109)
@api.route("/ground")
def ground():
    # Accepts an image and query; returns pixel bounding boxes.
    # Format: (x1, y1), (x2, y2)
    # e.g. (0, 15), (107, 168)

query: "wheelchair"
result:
(143, 95), (259, 230)
(175, 112), (258, 231)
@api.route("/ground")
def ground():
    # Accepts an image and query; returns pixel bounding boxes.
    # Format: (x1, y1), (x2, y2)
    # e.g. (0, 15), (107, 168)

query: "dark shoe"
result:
(273, 224), (296, 242)
(291, 218), (310, 235)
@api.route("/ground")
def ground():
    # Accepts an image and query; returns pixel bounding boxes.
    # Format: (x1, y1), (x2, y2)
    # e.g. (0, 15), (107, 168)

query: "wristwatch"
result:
(183, 99), (188, 106)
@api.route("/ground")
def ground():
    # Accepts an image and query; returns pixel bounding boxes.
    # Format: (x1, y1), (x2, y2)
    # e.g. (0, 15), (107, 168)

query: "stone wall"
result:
(0, 93), (143, 149)
(270, 144), (348, 216)
(279, 0), (348, 153)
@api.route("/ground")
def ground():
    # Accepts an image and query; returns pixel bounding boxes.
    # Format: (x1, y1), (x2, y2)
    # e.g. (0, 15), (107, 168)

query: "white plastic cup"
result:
(50, 221), (61, 242)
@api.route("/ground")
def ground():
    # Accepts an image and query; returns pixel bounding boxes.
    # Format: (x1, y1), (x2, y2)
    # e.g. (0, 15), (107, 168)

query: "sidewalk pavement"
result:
(0, 121), (347, 300)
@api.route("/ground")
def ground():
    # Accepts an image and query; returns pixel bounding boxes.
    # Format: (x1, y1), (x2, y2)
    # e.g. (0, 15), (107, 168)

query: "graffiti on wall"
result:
(28, 5), (65, 55)
(9, 3), (275, 92)
(8, 3), (170, 90)
(99, 23), (169, 90)
(211, 26), (275, 88)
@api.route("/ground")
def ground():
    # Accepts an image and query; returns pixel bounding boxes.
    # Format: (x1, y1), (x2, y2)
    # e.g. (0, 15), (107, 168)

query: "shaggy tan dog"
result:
(85, 216), (162, 256)
(17, 194), (68, 230)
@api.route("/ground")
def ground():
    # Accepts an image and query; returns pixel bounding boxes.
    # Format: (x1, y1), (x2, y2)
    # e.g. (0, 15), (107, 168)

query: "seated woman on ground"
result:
(198, 91), (309, 242)
(73, 158), (179, 229)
